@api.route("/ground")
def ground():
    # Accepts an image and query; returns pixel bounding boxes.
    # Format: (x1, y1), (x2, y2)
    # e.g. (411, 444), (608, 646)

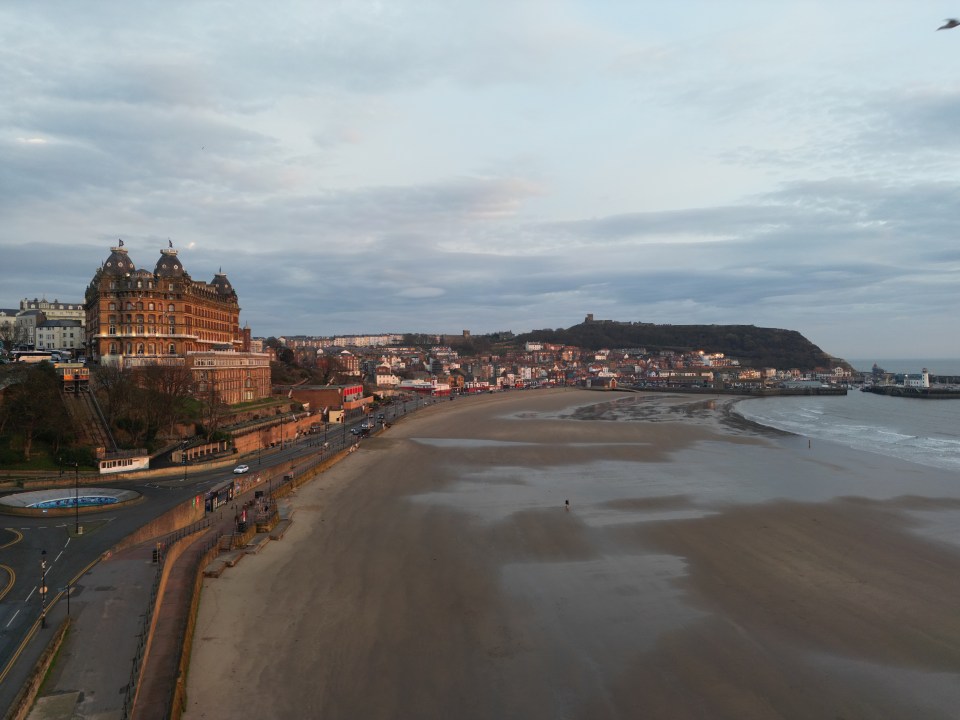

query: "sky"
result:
(2, 1), (960, 360)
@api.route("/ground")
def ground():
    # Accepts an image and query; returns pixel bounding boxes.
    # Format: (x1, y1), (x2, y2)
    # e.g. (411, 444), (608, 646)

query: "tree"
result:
(93, 364), (137, 434)
(93, 362), (195, 448)
(2, 363), (67, 460)
(197, 379), (229, 442)
(135, 363), (195, 443)
(0, 322), (30, 354)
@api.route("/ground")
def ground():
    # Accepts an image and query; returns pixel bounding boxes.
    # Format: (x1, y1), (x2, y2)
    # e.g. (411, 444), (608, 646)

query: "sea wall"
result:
(863, 386), (960, 399)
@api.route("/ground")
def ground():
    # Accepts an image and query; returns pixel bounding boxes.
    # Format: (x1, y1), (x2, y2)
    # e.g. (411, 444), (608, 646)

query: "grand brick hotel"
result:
(84, 241), (270, 404)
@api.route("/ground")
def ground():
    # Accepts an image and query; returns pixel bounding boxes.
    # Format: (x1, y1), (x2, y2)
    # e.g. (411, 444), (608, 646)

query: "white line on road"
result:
(5, 609), (20, 628)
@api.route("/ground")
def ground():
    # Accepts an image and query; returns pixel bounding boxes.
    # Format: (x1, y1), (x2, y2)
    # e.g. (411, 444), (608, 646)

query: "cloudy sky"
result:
(2, 1), (959, 359)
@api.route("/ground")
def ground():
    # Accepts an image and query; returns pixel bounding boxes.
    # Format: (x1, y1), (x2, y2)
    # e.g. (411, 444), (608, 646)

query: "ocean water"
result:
(735, 375), (960, 472)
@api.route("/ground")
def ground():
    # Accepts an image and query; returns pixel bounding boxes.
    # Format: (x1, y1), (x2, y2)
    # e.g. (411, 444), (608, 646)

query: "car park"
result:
(233, 464), (250, 474)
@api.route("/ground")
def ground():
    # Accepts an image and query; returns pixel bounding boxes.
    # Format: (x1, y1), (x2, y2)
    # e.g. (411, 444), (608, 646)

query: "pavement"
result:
(16, 499), (267, 720)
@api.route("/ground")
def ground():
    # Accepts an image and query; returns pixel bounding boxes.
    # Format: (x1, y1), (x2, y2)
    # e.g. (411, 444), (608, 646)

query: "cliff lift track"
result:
(62, 389), (117, 452)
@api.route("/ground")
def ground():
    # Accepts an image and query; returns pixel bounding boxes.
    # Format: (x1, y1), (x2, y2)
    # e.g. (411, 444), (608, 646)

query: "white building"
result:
(35, 319), (85, 356)
(20, 297), (85, 323)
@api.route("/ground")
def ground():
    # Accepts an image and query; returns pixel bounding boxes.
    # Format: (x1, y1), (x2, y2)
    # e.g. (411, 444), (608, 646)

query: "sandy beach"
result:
(182, 389), (960, 719)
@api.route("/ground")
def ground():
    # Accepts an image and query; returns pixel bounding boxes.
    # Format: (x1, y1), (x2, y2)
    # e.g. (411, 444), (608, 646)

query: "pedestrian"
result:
(565, 499), (570, 512)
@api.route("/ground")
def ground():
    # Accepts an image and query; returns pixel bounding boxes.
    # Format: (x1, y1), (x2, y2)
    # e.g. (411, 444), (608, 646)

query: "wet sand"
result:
(182, 389), (960, 719)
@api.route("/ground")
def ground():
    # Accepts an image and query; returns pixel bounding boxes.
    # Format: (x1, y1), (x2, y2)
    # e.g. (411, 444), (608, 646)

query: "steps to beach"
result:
(244, 534), (272, 554)
(270, 519), (292, 540)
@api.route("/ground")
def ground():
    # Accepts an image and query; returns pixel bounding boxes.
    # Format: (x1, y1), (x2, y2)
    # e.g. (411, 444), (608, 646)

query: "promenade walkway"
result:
(21, 498), (278, 720)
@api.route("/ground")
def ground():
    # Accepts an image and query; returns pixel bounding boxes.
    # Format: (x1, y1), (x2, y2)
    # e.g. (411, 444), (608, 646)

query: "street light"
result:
(39, 550), (48, 629)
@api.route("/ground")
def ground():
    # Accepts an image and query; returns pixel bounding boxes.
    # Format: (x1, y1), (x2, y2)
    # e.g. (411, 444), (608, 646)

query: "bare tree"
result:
(93, 364), (136, 430)
(2, 363), (66, 460)
(198, 380), (228, 441)
(0, 322), (30, 354)
(135, 363), (195, 444)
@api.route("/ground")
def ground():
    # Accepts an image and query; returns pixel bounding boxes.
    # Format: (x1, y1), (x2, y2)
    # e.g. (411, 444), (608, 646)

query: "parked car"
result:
(233, 464), (250, 474)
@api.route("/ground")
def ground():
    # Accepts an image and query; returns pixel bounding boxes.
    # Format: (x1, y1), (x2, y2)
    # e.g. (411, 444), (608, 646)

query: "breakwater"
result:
(862, 386), (960, 399)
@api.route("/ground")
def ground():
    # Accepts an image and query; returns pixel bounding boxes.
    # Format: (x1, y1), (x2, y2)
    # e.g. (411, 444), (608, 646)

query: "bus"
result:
(13, 350), (57, 363)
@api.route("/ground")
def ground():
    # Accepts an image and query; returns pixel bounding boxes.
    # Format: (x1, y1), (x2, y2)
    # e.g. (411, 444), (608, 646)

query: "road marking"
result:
(25, 587), (35, 602)
(55, 551), (64, 563)
(5, 609), (20, 628)
(0, 613), (43, 685)
(0, 528), (23, 549)
(0, 565), (14, 601)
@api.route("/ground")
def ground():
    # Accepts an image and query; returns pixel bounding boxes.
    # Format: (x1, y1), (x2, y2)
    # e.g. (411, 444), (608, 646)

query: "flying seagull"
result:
(937, 18), (959, 30)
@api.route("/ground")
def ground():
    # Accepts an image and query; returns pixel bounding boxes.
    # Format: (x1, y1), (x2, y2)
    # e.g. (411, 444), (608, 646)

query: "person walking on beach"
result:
(565, 499), (570, 512)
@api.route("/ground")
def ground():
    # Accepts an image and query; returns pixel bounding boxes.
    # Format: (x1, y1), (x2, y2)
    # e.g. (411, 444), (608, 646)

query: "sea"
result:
(733, 359), (960, 473)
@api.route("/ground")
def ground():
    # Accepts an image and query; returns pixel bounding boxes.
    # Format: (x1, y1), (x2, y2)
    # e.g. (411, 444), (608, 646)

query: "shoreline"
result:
(182, 388), (960, 719)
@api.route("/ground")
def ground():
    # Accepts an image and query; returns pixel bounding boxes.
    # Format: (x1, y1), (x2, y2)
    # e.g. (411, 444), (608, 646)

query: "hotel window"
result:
(148, 302), (155, 311)
(110, 343), (117, 354)
(169, 343), (176, 354)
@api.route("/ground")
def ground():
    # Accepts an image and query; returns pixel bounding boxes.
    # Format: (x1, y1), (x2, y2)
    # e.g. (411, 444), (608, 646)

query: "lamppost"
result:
(181, 441), (188, 482)
(58, 456), (63, 477)
(280, 414), (284, 450)
(39, 550), (48, 629)
(74, 462), (80, 534)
